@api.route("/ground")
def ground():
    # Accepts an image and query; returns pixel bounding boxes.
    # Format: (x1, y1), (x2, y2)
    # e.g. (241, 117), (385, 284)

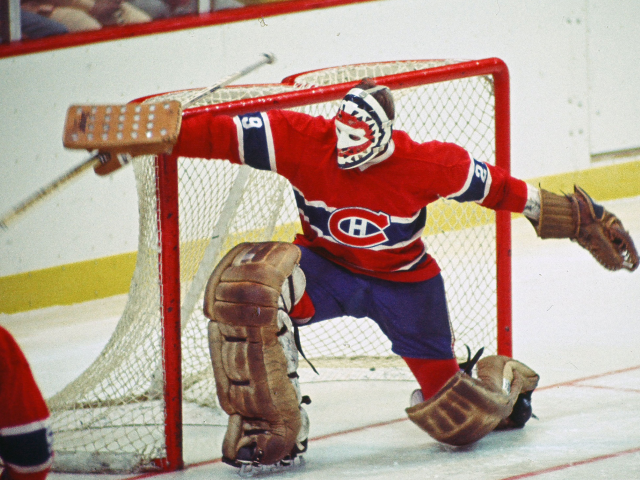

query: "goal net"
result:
(48, 59), (512, 472)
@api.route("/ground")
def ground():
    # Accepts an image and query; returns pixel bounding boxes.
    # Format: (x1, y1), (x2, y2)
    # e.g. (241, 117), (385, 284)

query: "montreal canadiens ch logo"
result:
(328, 207), (391, 248)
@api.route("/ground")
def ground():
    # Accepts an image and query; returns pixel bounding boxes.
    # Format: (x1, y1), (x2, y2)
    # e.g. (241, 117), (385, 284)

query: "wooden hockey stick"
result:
(0, 53), (276, 231)
(0, 152), (103, 230)
(181, 52), (275, 109)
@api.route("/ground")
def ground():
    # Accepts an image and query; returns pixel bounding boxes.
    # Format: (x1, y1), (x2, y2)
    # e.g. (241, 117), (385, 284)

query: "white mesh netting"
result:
(48, 60), (501, 471)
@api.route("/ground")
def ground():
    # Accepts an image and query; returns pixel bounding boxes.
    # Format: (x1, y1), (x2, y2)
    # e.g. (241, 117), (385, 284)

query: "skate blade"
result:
(238, 455), (306, 477)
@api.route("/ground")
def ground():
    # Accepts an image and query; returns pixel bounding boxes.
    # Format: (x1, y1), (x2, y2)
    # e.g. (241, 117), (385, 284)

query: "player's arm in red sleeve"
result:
(172, 111), (242, 164)
(91, 106), (321, 176)
(0, 327), (53, 480)
(173, 109), (321, 174)
(480, 163), (530, 213)
(94, 107), (327, 178)
(433, 144), (533, 215)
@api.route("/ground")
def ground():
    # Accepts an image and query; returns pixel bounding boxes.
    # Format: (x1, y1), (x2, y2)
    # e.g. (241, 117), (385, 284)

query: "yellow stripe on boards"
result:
(0, 224), (301, 314)
(0, 253), (137, 314)
(527, 159), (640, 201)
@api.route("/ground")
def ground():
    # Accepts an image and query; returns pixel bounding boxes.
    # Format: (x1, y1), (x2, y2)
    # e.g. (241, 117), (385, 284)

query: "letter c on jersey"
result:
(328, 207), (391, 248)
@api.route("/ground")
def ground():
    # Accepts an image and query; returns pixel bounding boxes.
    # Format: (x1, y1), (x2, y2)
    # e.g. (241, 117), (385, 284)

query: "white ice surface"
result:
(1, 196), (639, 480)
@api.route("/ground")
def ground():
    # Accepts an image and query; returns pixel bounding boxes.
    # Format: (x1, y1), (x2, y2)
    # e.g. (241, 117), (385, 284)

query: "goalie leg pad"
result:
(204, 242), (308, 467)
(406, 355), (539, 446)
(476, 355), (539, 395)
(476, 355), (539, 429)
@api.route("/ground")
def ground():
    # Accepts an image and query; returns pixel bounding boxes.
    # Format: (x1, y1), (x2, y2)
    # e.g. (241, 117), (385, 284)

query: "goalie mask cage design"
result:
(48, 58), (512, 472)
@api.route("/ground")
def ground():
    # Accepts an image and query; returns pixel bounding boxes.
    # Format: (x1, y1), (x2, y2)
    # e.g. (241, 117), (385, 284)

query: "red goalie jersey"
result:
(175, 109), (528, 282)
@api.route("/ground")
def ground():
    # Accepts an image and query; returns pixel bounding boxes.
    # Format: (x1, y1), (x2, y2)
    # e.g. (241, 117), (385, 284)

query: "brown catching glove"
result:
(533, 186), (639, 272)
(63, 101), (182, 176)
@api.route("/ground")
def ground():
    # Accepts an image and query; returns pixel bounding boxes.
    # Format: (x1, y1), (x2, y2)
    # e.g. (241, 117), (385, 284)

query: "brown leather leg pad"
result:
(406, 371), (518, 446)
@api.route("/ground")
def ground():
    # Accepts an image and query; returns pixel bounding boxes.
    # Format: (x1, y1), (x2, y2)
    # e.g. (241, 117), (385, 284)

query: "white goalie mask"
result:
(334, 86), (395, 169)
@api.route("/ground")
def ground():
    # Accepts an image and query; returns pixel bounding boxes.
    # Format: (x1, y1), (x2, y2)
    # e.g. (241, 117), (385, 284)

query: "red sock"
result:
(403, 357), (460, 400)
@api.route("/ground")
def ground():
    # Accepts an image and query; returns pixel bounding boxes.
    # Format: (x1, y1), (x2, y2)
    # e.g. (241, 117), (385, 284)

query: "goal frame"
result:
(155, 57), (512, 470)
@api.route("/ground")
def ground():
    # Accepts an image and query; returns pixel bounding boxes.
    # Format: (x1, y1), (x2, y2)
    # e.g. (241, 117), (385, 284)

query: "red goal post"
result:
(49, 57), (512, 472)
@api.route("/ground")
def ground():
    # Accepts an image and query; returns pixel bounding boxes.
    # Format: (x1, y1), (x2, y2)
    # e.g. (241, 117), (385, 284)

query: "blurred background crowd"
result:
(3, 0), (293, 42)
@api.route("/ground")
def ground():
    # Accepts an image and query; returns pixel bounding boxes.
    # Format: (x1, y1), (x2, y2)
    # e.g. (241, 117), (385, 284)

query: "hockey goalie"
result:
(66, 77), (638, 468)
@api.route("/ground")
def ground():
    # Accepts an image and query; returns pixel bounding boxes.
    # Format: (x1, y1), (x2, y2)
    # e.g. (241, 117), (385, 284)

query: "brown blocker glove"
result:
(62, 101), (182, 176)
(532, 186), (639, 272)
